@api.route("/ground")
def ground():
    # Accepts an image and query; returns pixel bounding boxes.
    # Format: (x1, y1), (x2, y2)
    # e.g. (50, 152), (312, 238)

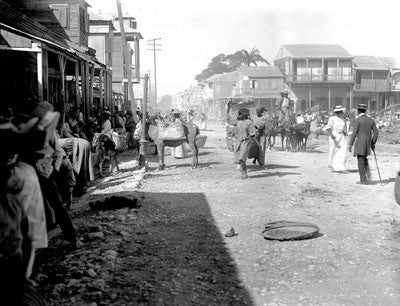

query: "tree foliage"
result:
(195, 47), (270, 83)
(158, 95), (173, 111)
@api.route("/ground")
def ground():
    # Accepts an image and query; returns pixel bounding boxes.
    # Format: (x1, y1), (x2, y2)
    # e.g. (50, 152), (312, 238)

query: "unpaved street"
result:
(36, 122), (400, 305)
(139, 122), (400, 305)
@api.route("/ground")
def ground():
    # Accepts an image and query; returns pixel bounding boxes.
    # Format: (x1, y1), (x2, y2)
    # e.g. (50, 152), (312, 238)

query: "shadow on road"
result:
(114, 191), (254, 305)
(266, 164), (300, 170)
(35, 190), (254, 305)
(249, 171), (301, 179)
(368, 177), (396, 185)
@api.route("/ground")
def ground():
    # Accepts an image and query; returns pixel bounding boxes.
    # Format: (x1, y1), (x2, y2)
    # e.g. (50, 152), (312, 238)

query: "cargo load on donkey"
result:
(148, 118), (199, 170)
(157, 121), (186, 141)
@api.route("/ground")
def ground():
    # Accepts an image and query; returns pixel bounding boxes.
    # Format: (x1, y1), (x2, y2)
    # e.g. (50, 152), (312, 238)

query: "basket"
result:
(196, 135), (207, 148)
(111, 132), (128, 152)
(58, 138), (74, 156)
(158, 121), (186, 141)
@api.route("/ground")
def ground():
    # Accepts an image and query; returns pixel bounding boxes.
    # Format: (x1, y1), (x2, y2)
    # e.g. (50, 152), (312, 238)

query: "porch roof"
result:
(353, 56), (390, 70)
(0, 0), (103, 66)
(275, 44), (352, 60)
(239, 66), (283, 78)
(205, 71), (239, 83)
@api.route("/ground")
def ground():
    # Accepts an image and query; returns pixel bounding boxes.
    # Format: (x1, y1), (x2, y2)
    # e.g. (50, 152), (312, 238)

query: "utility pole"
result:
(147, 38), (161, 109)
(138, 74), (149, 169)
(116, 0), (138, 123)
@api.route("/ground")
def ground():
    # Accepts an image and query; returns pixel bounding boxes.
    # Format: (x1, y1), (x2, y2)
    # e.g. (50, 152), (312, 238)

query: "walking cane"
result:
(372, 149), (383, 186)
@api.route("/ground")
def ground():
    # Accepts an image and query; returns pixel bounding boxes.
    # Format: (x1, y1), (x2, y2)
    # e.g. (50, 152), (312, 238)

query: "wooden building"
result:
(231, 66), (284, 114)
(203, 66), (284, 117)
(0, 0), (109, 120)
(274, 44), (354, 112)
(88, 10), (114, 112)
(353, 56), (391, 112)
(112, 16), (142, 111)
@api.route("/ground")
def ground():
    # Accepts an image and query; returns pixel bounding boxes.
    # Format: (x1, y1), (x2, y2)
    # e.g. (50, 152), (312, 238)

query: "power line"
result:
(147, 38), (162, 109)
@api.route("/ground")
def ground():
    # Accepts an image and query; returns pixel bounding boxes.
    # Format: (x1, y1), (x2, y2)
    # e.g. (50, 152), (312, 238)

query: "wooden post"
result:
(349, 86), (353, 110)
(75, 61), (81, 108)
(99, 68), (104, 109)
(57, 54), (67, 125)
(138, 74), (149, 169)
(80, 61), (86, 115)
(37, 50), (43, 102)
(85, 62), (90, 120)
(43, 48), (49, 102)
(89, 64), (95, 117)
(308, 90), (312, 109)
(328, 88), (331, 110)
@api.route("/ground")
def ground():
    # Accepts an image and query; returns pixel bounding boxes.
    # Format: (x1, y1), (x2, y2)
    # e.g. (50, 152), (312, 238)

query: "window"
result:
(250, 80), (258, 89)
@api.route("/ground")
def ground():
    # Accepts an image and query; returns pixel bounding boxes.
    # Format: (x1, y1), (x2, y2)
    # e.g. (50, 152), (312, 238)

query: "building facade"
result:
(274, 44), (354, 112)
(0, 0), (107, 120)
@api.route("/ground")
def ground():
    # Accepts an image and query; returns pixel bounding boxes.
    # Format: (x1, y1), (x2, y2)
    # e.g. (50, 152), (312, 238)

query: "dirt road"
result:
(36, 122), (400, 305)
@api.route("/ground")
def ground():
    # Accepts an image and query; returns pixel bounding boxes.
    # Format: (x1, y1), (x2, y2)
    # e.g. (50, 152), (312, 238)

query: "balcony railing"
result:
(232, 88), (278, 97)
(354, 79), (389, 92)
(290, 74), (353, 82)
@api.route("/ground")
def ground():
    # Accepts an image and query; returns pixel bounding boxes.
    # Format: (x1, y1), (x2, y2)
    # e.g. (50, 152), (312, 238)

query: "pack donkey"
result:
(148, 118), (199, 170)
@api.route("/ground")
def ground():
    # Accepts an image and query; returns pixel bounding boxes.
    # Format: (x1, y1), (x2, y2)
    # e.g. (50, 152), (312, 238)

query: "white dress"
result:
(325, 116), (348, 171)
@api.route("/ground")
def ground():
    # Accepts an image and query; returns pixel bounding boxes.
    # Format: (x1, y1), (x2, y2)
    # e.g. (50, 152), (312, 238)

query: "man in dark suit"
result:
(348, 103), (379, 184)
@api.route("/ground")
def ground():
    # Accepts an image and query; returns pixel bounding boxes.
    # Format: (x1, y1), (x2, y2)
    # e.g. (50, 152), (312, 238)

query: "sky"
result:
(87, 0), (400, 98)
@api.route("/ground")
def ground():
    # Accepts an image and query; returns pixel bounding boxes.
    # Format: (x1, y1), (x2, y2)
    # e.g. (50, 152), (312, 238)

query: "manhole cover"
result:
(262, 221), (320, 241)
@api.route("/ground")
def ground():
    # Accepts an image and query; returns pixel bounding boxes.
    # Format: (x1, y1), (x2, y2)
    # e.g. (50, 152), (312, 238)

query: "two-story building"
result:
(274, 44), (354, 112)
(204, 71), (239, 117)
(111, 15), (142, 111)
(231, 66), (284, 114)
(378, 57), (400, 106)
(352, 56), (392, 112)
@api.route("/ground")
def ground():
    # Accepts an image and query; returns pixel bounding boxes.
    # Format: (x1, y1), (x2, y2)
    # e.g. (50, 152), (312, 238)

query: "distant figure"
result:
(325, 105), (348, 172)
(296, 113), (305, 124)
(101, 111), (113, 135)
(348, 103), (379, 184)
(252, 106), (267, 166)
(200, 113), (207, 130)
(233, 108), (256, 179)
(275, 89), (290, 121)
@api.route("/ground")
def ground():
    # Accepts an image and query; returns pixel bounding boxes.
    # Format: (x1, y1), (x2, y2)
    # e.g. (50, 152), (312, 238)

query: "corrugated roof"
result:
(206, 71), (239, 83)
(0, 0), (101, 64)
(353, 56), (389, 70)
(275, 44), (352, 59)
(89, 10), (113, 22)
(206, 66), (283, 83)
(239, 66), (283, 78)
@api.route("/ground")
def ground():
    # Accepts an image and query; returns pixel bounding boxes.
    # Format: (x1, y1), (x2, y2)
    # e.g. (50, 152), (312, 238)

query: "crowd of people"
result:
(0, 100), (148, 304)
(227, 89), (380, 184)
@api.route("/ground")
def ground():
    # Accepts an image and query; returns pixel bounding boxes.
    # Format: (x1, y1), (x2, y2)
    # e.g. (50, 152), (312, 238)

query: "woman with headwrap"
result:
(252, 106), (267, 166)
(233, 109), (256, 179)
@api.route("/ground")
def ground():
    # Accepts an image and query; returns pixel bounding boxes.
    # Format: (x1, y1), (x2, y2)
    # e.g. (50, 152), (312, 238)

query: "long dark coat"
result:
(348, 114), (378, 156)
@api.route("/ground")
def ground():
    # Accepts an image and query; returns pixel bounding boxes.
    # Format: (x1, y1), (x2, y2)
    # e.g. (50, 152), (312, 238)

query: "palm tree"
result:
(227, 47), (270, 69)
